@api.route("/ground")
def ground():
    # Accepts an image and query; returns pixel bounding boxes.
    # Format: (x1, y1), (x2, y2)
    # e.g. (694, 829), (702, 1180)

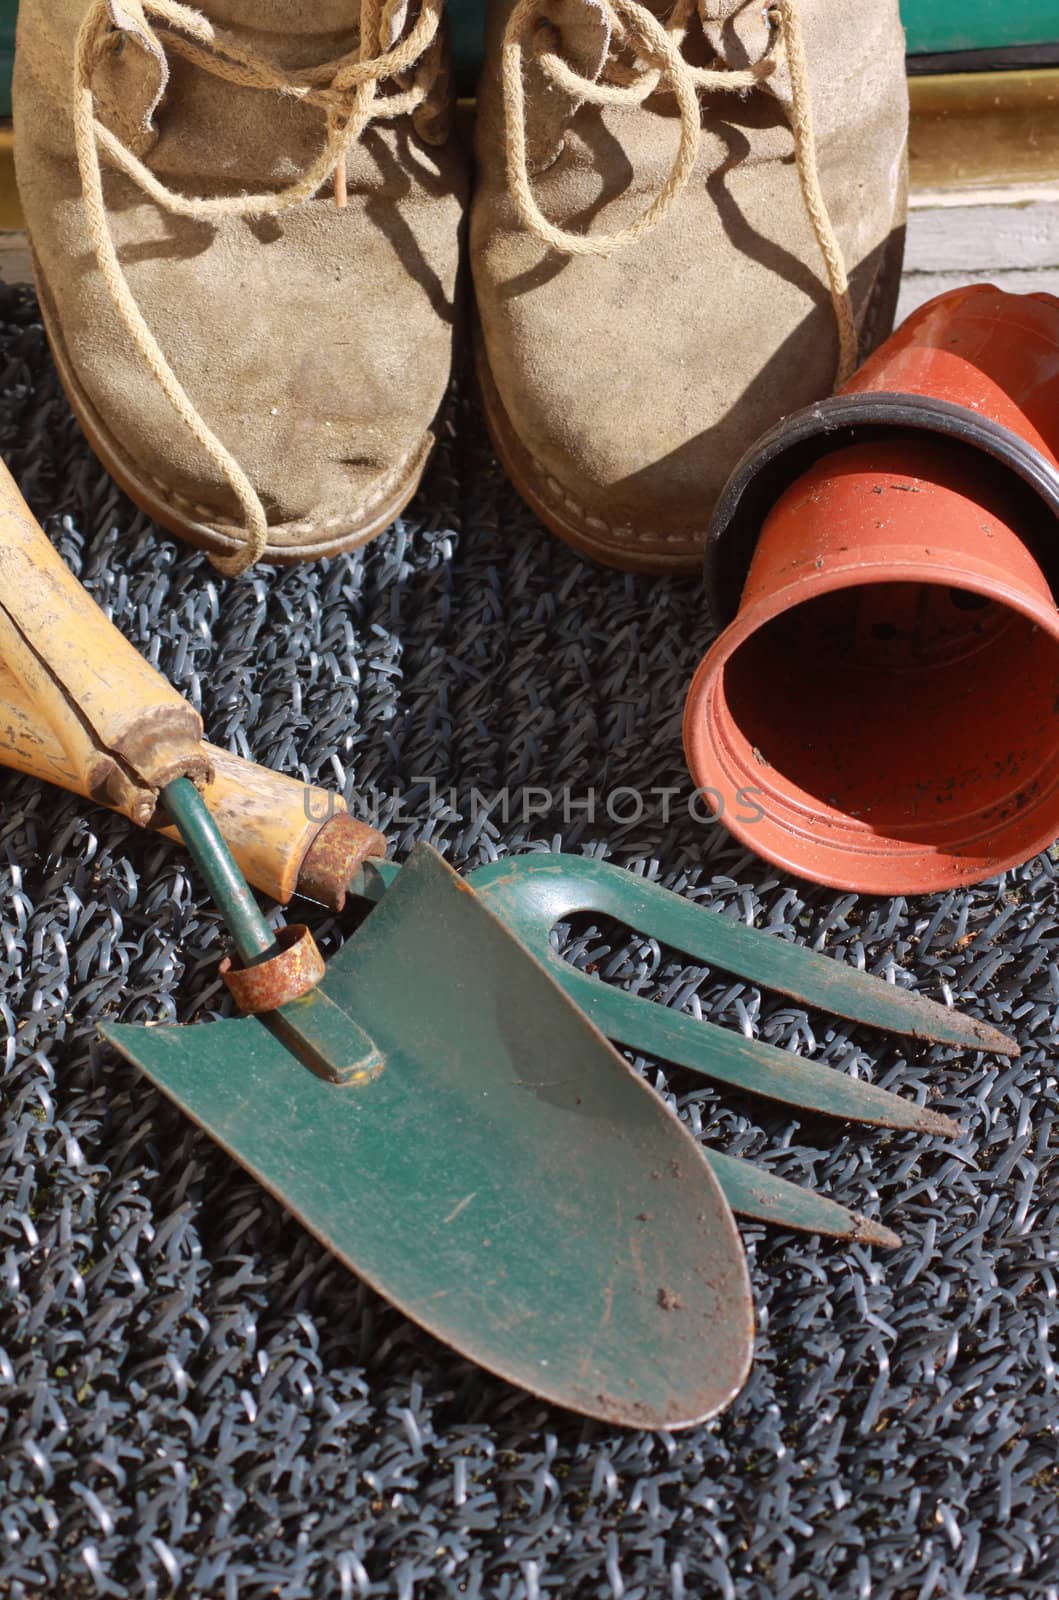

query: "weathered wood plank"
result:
(905, 200), (1059, 272)
(898, 191), (1059, 318)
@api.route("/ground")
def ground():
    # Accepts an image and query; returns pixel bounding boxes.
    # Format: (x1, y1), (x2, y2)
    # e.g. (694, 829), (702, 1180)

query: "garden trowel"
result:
(104, 782), (754, 1428)
(0, 461), (753, 1429)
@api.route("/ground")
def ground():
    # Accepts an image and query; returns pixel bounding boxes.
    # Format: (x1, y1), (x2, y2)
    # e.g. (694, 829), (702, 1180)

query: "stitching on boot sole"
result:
(141, 442), (425, 543)
(473, 302), (700, 556)
(533, 461), (701, 547)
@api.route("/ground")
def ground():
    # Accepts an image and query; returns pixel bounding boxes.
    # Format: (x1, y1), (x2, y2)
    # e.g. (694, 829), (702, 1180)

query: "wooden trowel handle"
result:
(0, 653), (384, 907)
(0, 459), (207, 822)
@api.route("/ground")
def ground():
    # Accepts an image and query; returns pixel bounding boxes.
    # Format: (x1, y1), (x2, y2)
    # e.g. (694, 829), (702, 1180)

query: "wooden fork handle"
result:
(0, 651), (384, 906)
(0, 459), (207, 822)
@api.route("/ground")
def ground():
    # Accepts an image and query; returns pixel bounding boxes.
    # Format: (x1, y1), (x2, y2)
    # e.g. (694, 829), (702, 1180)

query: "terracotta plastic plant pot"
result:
(685, 286), (1059, 895)
(702, 285), (1059, 633)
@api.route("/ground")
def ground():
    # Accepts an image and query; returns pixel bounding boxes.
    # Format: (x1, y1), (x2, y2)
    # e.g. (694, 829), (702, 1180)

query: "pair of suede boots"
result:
(13, 0), (909, 577)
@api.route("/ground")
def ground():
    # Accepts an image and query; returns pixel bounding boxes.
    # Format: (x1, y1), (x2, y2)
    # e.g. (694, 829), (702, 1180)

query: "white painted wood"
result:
(905, 200), (1059, 271)
(898, 190), (1059, 319)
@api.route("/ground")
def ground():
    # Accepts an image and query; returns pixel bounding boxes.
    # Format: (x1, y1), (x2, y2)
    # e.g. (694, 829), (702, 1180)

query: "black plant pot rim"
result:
(703, 390), (1059, 633)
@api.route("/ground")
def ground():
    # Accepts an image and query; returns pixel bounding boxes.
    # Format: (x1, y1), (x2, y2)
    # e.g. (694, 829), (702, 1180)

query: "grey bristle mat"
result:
(1, 287), (1057, 1600)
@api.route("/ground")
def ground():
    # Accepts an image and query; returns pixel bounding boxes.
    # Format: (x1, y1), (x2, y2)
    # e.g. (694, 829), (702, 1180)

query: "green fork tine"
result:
(463, 855), (1018, 1060)
(352, 852), (1012, 1129)
(545, 963), (960, 1137)
(709, 1149), (900, 1250)
(349, 851), (1014, 1247)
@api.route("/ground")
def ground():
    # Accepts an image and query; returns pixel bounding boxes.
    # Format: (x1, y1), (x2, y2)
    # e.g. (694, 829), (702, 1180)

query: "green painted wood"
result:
(449, 0), (485, 93)
(904, 0), (1059, 55)
(104, 842), (754, 1430)
(1, 2), (1055, 119)
(0, 0), (13, 119)
(442, 0), (1057, 88)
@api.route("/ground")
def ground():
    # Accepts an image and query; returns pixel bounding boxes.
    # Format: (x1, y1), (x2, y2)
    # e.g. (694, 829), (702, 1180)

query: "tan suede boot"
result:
(471, 0), (908, 572)
(14, 0), (467, 574)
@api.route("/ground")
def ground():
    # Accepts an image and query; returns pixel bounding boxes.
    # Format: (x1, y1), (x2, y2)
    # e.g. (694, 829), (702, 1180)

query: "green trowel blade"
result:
(102, 843), (754, 1430)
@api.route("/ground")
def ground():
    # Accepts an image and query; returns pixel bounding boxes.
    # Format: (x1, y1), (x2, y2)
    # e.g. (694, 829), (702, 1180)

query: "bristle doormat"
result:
(0, 284), (1056, 1600)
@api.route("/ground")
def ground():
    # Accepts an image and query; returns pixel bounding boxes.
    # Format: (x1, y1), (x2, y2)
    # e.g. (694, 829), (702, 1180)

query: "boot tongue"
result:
(611, 0), (772, 70)
(196, 0), (363, 30)
(523, 0), (611, 173)
(696, 0), (773, 67)
(187, 0), (412, 71)
(379, 0), (412, 50)
(191, 0), (418, 66)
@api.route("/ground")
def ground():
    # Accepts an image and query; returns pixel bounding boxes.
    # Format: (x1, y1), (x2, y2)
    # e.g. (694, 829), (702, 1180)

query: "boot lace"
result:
(502, 0), (858, 387)
(73, 0), (444, 575)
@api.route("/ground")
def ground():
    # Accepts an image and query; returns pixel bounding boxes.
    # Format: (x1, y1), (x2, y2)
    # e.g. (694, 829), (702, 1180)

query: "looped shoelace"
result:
(73, 0), (443, 576)
(502, 0), (858, 389)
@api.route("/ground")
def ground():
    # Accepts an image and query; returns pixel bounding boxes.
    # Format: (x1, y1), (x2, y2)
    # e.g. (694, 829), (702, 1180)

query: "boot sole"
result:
(35, 258), (433, 566)
(472, 319), (703, 575)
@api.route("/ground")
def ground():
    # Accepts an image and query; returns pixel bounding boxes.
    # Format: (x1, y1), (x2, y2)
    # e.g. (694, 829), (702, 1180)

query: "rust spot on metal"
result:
(852, 1216), (903, 1251)
(298, 814), (386, 911)
(657, 1288), (684, 1311)
(221, 925), (325, 1014)
(112, 704), (212, 791)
